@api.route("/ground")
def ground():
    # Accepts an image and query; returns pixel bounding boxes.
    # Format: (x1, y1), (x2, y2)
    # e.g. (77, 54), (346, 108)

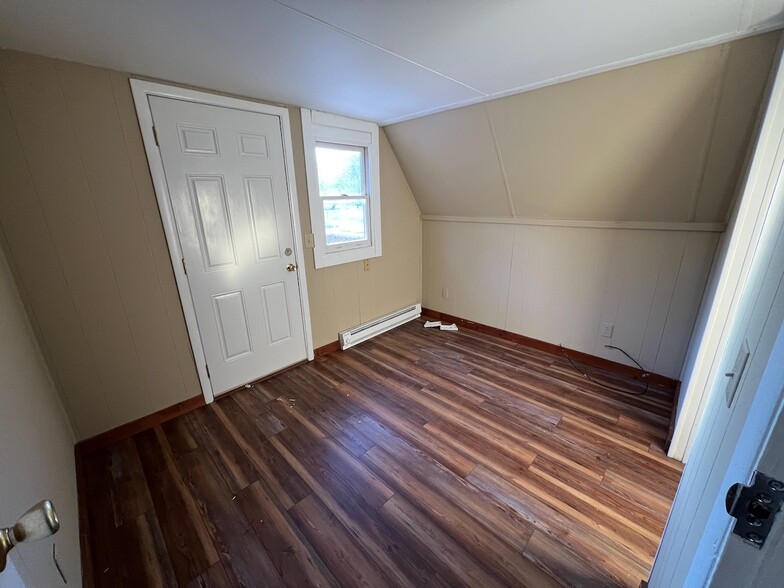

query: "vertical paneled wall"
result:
(423, 220), (720, 379)
(0, 50), (422, 439)
(0, 51), (201, 439)
(0, 244), (81, 586)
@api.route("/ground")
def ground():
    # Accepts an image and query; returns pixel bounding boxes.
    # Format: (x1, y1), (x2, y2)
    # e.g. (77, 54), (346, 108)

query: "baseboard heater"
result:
(339, 303), (421, 350)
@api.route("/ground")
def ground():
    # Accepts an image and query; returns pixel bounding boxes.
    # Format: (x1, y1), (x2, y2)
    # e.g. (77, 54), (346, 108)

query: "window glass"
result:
(315, 145), (364, 197)
(323, 199), (367, 245)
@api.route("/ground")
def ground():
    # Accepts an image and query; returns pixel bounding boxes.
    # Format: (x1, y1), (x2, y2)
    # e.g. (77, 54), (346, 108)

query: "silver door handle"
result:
(0, 500), (60, 572)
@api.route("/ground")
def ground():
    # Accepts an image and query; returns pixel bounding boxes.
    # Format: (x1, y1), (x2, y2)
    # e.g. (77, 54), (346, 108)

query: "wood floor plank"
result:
(379, 494), (505, 588)
(160, 415), (201, 456)
(177, 448), (285, 588)
(186, 561), (234, 588)
(79, 318), (681, 588)
(125, 510), (179, 588)
(107, 437), (153, 525)
(134, 427), (219, 585)
(532, 454), (666, 538)
(424, 418), (536, 479)
(350, 412), (536, 553)
(468, 464), (649, 588)
(210, 397), (310, 510)
(237, 481), (338, 587)
(289, 494), (392, 588)
(316, 368), (477, 477)
(363, 445), (561, 588)
(188, 405), (259, 496)
(524, 530), (619, 588)
(269, 435), (420, 588)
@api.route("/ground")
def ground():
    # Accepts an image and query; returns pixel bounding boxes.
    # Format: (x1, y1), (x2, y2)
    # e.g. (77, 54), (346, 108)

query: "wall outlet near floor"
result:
(304, 233), (315, 248)
(442, 287), (449, 299)
(600, 323), (614, 338)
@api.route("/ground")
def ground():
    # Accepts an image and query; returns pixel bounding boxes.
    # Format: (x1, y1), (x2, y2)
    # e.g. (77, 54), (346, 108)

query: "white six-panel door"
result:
(149, 96), (307, 395)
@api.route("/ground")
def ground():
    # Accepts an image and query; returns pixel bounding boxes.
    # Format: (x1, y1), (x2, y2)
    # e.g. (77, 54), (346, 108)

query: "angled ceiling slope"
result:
(0, 0), (782, 124)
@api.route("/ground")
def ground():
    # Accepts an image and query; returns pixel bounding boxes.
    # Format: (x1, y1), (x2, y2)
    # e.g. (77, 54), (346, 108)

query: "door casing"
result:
(130, 79), (314, 404)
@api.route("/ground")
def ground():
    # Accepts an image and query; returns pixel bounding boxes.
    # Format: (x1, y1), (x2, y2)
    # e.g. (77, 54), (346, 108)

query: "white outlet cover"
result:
(601, 323), (614, 338)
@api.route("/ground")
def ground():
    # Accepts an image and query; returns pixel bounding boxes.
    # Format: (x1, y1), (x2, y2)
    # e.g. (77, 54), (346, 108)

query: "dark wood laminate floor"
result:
(78, 319), (683, 588)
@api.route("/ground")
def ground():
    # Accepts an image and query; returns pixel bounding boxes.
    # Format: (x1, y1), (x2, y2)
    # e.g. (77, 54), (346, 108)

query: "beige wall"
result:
(0, 245), (81, 585)
(394, 32), (778, 380)
(423, 220), (719, 379)
(386, 32), (778, 223)
(0, 50), (421, 440)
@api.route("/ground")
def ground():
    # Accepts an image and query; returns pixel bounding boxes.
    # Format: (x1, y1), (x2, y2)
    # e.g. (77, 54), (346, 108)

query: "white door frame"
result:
(669, 34), (784, 461)
(130, 79), (314, 404)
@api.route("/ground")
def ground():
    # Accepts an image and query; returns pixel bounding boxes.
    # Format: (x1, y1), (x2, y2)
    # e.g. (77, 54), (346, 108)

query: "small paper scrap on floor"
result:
(439, 323), (458, 331)
(424, 320), (441, 328)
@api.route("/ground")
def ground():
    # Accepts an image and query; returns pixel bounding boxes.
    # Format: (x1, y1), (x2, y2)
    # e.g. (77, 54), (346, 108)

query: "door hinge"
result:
(152, 125), (159, 146)
(726, 470), (784, 548)
(205, 364), (210, 379)
(181, 257), (187, 275)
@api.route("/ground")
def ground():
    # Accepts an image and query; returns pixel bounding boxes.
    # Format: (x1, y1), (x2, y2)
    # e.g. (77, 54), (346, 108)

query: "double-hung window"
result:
(301, 109), (381, 268)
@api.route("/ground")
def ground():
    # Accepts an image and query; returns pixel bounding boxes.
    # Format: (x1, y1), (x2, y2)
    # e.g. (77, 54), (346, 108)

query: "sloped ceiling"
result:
(385, 33), (779, 222)
(0, 0), (782, 124)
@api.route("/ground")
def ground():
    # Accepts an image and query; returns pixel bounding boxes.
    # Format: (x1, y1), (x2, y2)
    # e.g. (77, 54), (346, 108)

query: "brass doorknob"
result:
(286, 263), (298, 272)
(1, 500), (60, 572)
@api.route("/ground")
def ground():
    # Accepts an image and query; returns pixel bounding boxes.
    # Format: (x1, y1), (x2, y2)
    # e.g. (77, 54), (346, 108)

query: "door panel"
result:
(149, 96), (307, 395)
(246, 176), (282, 261)
(190, 175), (237, 270)
(261, 281), (293, 344)
(212, 290), (253, 360)
(238, 132), (270, 157)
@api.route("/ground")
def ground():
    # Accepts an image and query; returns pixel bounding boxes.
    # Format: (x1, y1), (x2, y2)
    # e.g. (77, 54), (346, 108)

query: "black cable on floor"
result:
(559, 344), (649, 396)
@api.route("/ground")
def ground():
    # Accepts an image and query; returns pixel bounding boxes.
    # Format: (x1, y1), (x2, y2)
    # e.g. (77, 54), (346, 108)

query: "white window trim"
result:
(301, 109), (382, 268)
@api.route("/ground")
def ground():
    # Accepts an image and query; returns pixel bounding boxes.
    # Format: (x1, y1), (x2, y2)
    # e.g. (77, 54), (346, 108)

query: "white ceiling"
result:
(1, 0), (782, 124)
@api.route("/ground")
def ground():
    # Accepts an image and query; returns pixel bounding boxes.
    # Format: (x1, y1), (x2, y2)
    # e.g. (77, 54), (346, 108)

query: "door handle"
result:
(1, 500), (60, 572)
(725, 471), (784, 548)
(286, 263), (298, 272)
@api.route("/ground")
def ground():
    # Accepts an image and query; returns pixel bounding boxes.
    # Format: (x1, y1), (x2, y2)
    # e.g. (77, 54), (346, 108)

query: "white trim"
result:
(129, 79), (314, 405)
(421, 215), (726, 233)
(279, 103), (316, 363)
(301, 108), (382, 268)
(380, 23), (784, 126)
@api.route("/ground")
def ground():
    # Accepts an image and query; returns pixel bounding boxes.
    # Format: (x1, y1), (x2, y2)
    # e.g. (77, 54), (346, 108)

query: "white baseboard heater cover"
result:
(339, 303), (422, 350)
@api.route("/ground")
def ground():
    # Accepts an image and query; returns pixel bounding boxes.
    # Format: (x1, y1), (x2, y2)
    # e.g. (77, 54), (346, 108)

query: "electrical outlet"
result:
(442, 287), (449, 299)
(304, 233), (315, 248)
(363, 259), (370, 272)
(600, 323), (614, 338)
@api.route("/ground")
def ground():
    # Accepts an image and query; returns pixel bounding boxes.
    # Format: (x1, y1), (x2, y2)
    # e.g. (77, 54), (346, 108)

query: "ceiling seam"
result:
(382, 25), (784, 126)
(484, 103), (516, 217)
(270, 0), (486, 97)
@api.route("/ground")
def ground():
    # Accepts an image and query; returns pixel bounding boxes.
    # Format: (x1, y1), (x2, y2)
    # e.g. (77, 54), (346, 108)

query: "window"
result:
(301, 109), (381, 268)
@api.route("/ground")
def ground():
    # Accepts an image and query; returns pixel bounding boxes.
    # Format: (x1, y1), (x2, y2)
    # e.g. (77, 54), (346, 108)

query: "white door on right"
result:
(149, 96), (308, 395)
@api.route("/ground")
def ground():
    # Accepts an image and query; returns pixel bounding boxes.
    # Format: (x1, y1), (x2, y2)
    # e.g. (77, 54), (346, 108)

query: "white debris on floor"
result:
(424, 320), (458, 331)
